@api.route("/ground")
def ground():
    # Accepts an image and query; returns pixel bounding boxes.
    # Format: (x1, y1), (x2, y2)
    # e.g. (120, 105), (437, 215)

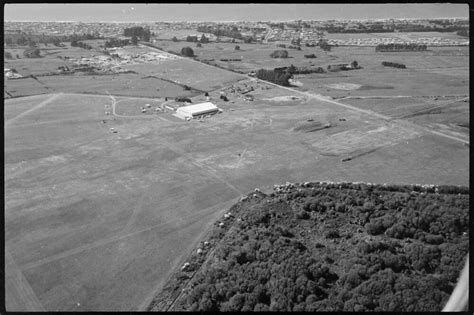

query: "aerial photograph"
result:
(3, 3), (469, 312)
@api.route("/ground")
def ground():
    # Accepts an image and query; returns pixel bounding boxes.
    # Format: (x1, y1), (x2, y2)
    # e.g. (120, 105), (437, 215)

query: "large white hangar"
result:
(176, 102), (221, 119)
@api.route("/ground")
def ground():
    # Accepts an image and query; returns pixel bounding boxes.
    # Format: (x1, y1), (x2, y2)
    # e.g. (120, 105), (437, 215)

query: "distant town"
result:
(4, 18), (469, 47)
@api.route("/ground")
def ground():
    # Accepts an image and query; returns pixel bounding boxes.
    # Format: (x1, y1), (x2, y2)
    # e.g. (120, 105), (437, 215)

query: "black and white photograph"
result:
(3, 3), (469, 312)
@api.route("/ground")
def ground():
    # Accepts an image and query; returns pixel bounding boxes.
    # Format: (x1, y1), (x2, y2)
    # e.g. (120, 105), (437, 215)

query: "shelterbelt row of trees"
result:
(376, 43), (427, 51)
(4, 33), (101, 46)
(382, 61), (407, 69)
(104, 38), (131, 48)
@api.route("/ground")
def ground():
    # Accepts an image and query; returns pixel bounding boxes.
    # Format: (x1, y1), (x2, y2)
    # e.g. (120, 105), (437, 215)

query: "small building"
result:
(176, 102), (220, 119)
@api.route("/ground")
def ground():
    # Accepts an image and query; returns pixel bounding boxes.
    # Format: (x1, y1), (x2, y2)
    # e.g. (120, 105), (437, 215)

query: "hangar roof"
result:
(177, 102), (219, 116)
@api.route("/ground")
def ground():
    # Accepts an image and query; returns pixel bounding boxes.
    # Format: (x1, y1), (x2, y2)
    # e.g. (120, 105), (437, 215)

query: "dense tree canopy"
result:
(123, 26), (151, 41)
(256, 69), (292, 86)
(104, 38), (130, 48)
(152, 182), (469, 312)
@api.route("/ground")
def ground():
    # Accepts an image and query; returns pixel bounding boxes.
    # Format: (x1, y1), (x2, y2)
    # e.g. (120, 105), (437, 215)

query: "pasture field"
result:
(4, 77), (52, 98)
(152, 40), (320, 73)
(124, 57), (245, 91)
(339, 97), (469, 125)
(5, 46), (92, 73)
(4, 87), (469, 311)
(150, 40), (469, 82)
(297, 70), (468, 99)
(5, 43), (244, 98)
(292, 46), (468, 99)
(6, 73), (198, 99)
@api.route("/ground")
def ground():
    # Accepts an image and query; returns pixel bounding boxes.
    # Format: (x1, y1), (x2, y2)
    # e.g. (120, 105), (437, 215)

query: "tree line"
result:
(71, 40), (92, 49)
(104, 38), (131, 48)
(186, 34), (209, 43)
(274, 64), (326, 75)
(375, 43), (427, 52)
(4, 33), (100, 47)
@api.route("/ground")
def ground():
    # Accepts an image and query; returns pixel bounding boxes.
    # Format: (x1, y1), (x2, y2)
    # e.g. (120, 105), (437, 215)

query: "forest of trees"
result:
(376, 43), (428, 51)
(153, 181), (468, 312)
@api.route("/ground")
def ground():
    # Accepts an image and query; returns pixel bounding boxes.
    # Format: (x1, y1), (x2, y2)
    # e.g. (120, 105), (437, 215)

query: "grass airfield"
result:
(4, 84), (469, 310)
(4, 34), (469, 311)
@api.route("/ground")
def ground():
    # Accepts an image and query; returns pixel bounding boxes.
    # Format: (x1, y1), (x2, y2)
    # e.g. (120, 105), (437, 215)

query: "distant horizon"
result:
(4, 4), (469, 23)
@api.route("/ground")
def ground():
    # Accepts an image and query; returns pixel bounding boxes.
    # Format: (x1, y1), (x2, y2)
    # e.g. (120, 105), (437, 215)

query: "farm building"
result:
(176, 102), (220, 118)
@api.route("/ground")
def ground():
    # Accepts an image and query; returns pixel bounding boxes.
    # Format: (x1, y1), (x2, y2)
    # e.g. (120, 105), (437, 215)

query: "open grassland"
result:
(5, 45), (93, 72)
(125, 57), (244, 91)
(4, 77), (52, 98)
(3, 94), (53, 120)
(41, 73), (196, 98)
(151, 40), (469, 83)
(152, 40), (319, 73)
(4, 86), (469, 311)
(5, 73), (199, 99)
(292, 47), (468, 101)
(340, 97), (469, 131)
